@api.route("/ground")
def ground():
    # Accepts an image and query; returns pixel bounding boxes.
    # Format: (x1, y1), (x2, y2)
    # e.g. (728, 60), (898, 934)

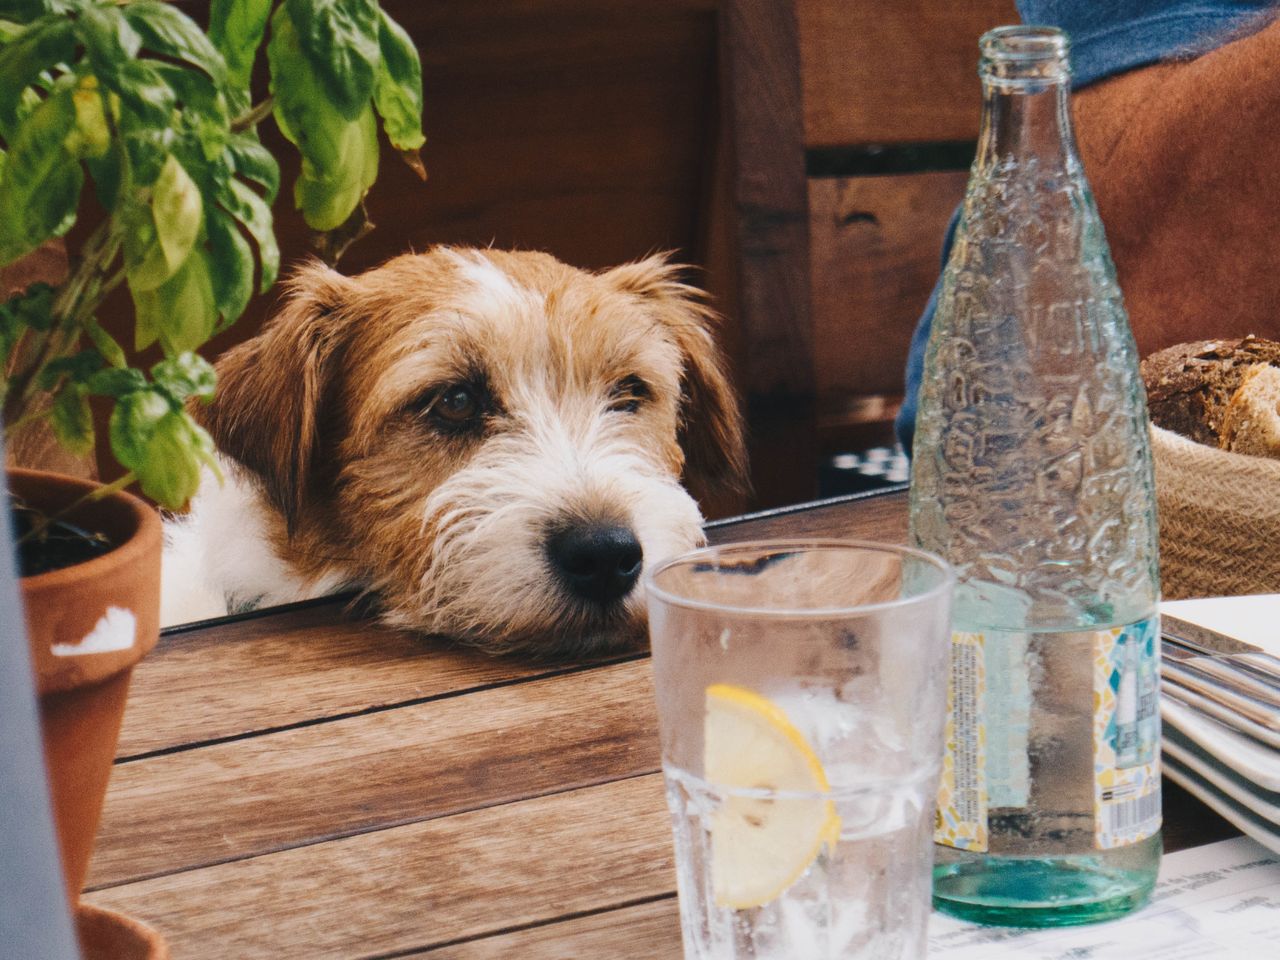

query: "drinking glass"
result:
(646, 539), (954, 960)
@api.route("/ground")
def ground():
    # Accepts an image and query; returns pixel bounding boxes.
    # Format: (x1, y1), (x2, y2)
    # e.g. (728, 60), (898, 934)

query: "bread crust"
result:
(1140, 336), (1280, 445)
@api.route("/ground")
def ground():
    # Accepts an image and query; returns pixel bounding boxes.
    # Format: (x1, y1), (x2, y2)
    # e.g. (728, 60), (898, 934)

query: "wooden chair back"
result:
(710, 0), (1017, 507)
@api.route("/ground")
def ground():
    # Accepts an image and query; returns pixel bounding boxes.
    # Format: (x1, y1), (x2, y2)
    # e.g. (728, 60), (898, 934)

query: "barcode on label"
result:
(1102, 788), (1160, 838)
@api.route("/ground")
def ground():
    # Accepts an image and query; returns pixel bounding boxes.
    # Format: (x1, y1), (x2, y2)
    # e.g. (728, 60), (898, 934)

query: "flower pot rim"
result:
(77, 901), (169, 960)
(8, 467), (162, 590)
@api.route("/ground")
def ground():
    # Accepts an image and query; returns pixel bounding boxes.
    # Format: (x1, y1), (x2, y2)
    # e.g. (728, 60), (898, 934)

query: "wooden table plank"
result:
(121, 491), (904, 760)
(412, 897), (682, 959)
(85, 775), (675, 960)
(708, 489), (909, 545)
(90, 659), (660, 889)
(122, 601), (634, 757)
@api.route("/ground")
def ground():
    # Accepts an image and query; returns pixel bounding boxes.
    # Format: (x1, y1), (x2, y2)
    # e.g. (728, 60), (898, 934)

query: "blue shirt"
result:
(896, 0), (1274, 453)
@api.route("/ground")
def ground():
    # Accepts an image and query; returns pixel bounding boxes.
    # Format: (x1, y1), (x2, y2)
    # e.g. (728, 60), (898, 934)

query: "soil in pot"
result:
(10, 492), (115, 576)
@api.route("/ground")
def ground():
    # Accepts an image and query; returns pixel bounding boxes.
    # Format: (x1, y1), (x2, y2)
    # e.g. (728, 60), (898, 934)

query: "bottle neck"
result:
(974, 76), (1078, 172)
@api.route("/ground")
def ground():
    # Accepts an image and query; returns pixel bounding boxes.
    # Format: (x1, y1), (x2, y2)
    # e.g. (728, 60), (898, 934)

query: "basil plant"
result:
(0, 0), (424, 508)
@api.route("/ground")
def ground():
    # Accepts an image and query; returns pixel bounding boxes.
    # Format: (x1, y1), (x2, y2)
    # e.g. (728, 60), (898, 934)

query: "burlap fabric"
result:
(1151, 424), (1280, 598)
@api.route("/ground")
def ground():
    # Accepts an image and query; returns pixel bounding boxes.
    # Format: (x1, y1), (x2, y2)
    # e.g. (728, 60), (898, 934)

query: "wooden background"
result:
(77, 0), (1021, 511)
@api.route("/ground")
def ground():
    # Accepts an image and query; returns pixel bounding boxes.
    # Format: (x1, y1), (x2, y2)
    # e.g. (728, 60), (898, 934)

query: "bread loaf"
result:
(1141, 336), (1280, 447)
(1219, 363), (1280, 458)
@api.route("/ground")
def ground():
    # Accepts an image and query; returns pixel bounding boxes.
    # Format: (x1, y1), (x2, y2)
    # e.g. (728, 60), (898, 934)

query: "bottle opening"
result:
(980, 25), (1070, 87)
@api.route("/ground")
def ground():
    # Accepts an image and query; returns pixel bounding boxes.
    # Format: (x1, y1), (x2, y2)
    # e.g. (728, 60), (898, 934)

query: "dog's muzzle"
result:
(545, 522), (643, 605)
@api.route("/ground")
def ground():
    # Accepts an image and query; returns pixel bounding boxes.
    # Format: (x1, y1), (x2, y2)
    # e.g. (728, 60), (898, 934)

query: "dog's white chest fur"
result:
(161, 463), (352, 626)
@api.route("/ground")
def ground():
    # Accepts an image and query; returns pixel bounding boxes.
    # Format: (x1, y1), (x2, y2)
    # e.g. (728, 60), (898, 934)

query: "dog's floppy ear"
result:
(197, 260), (354, 532)
(606, 254), (748, 506)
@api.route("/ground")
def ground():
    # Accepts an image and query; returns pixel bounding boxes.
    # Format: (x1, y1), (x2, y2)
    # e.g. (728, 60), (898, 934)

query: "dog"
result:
(161, 247), (746, 657)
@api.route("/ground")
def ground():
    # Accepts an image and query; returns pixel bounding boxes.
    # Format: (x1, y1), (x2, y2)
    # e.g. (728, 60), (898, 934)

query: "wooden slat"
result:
(91, 659), (659, 889)
(120, 603), (628, 757)
(809, 171), (969, 402)
(710, 489), (909, 546)
(414, 897), (681, 959)
(718, 0), (818, 508)
(796, 0), (1018, 146)
(85, 775), (675, 960)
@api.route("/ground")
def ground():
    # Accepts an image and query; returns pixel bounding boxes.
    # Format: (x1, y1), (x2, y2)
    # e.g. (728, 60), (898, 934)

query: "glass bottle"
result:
(907, 26), (1161, 926)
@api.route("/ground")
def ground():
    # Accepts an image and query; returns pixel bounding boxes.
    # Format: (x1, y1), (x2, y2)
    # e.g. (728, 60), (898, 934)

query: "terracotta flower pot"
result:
(77, 903), (169, 960)
(9, 467), (162, 910)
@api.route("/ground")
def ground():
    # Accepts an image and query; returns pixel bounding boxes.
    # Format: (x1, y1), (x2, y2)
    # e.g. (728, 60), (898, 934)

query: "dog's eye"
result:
(609, 375), (652, 413)
(431, 384), (483, 425)
(422, 384), (491, 435)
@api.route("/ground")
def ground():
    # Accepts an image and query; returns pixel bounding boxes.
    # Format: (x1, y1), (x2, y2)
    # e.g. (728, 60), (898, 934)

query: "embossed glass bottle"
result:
(908, 26), (1161, 926)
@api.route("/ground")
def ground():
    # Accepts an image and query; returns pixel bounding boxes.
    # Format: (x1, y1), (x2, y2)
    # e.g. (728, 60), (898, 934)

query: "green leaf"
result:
(119, 118), (176, 188)
(124, 155), (203, 292)
(123, 1), (228, 87)
(118, 405), (214, 509)
(268, 11), (342, 165)
(49, 381), (93, 455)
(152, 352), (217, 404)
(87, 366), (146, 398)
(0, 310), (20, 371)
(0, 2), (74, 26)
(38, 349), (101, 390)
(86, 134), (121, 210)
(153, 155), (203, 275)
(149, 61), (230, 163)
(75, 6), (175, 129)
(0, 16), (75, 137)
(0, 83), (83, 265)
(84, 317), (127, 369)
(107, 384), (214, 508)
(70, 3), (141, 59)
(269, 13), (378, 232)
(0, 282), (53, 372)
(294, 102), (377, 231)
(372, 10), (424, 153)
(205, 206), (254, 329)
(225, 132), (279, 203)
(8, 280), (53, 330)
(209, 0), (272, 91)
(130, 244), (218, 354)
(64, 73), (109, 159)
(283, 0), (380, 120)
(220, 176), (278, 290)
(109, 387), (171, 472)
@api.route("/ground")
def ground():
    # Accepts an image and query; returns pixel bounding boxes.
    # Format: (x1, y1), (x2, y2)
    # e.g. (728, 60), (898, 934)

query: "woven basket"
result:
(1151, 424), (1280, 598)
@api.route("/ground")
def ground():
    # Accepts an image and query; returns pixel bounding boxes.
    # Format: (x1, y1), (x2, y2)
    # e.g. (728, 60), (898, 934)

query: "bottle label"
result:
(1093, 617), (1162, 849)
(934, 618), (1161, 852)
(934, 630), (992, 851)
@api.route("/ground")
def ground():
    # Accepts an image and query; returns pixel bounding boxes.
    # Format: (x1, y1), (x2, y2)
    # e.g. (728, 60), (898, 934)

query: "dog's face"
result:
(200, 248), (745, 656)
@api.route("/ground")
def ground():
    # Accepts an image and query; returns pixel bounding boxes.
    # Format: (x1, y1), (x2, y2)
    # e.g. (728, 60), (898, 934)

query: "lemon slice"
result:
(705, 683), (841, 909)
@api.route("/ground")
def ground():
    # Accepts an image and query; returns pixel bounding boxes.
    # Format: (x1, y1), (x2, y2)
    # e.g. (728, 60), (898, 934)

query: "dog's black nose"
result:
(546, 524), (643, 604)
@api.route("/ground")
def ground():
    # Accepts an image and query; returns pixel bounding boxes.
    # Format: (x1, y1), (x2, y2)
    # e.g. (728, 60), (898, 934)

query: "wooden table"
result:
(82, 489), (1239, 958)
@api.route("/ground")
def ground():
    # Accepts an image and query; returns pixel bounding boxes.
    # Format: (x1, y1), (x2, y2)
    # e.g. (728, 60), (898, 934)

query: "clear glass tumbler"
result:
(646, 539), (954, 960)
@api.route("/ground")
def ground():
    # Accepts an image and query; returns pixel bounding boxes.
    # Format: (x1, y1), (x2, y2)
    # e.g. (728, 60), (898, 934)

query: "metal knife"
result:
(1160, 657), (1280, 726)
(1162, 613), (1280, 690)
(1162, 641), (1280, 708)
(1161, 676), (1280, 750)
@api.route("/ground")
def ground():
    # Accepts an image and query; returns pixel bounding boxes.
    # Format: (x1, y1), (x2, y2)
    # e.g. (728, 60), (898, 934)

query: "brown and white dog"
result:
(161, 247), (745, 657)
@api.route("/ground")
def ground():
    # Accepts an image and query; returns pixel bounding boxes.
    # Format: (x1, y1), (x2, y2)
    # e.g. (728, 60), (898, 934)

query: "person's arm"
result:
(1073, 10), (1280, 356)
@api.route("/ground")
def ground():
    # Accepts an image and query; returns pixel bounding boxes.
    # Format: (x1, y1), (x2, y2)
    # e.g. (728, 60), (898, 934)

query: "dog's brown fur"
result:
(184, 247), (745, 655)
